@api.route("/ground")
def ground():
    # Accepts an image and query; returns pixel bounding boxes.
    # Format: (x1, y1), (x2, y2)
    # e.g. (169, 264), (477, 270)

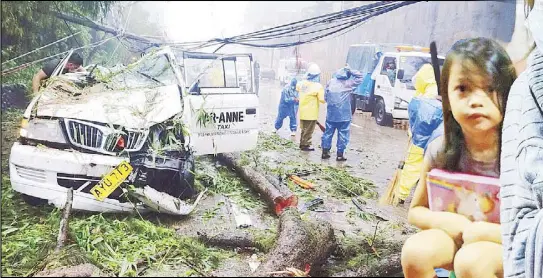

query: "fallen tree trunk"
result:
(217, 153), (297, 215)
(197, 231), (267, 251)
(254, 208), (336, 277)
(357, 253), (402, 277)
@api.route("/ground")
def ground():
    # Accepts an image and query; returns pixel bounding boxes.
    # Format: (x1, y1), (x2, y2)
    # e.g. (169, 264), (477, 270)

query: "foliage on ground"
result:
(325, 228), (404, 276)
(242, 132), (377, 202)
(195, 156), (267, 210)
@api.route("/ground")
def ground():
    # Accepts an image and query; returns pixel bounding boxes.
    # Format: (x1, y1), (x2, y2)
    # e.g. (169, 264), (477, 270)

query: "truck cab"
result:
(277, 58), (309, 87)
(347, 44), (444, 126)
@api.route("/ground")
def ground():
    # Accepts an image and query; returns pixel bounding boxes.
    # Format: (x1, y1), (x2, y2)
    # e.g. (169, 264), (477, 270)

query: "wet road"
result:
(258, 79), (409, 196)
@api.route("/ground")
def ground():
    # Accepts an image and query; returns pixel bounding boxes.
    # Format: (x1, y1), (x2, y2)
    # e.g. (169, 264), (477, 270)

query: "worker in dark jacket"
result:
(32, 52), (84, 94)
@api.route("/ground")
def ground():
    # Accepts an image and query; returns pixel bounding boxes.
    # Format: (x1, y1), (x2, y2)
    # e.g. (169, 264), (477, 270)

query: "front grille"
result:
(126, 130), (145, 150)
(103, 130), (146, 152)
(14, 165), (46, 183)
(64, 119), (148, 154)
(65, 120), (103, 150)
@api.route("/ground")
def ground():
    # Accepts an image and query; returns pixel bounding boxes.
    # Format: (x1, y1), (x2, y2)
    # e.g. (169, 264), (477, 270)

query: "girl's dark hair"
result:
(437, 37), (516, 171)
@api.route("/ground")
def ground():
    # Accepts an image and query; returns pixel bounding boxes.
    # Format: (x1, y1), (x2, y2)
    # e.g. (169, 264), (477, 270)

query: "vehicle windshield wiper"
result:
(136, 70), (166, 86)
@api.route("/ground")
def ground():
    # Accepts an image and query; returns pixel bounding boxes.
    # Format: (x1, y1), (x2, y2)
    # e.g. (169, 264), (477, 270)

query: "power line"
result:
(162, 1), (419, 50)
(1, 34), (120, 76)
(1, 31), (83, 66)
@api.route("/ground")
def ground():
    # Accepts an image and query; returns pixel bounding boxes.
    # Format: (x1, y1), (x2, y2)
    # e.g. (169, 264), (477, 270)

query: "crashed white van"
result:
(9, 47), (259, 214)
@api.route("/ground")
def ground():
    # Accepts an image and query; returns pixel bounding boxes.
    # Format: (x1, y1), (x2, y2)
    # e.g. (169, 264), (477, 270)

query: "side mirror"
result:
(397, 69), (405, 80)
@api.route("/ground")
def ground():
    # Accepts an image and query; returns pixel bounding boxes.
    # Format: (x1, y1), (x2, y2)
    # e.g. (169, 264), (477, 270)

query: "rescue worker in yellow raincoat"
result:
(396, 63), (443, 204)
(296, 63), (325, 151)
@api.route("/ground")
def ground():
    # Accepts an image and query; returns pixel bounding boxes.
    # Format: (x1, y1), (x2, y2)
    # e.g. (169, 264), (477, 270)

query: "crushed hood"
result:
(36, 80), (182, 129)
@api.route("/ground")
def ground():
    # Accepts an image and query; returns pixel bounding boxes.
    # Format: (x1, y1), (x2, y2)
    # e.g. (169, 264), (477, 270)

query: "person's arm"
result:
(462, 221), (502, 245)
(317, 86), (325, 104)
(32, 69), (48, 94)
(408, 140), (473, 245)
(348, 69), (364, 88)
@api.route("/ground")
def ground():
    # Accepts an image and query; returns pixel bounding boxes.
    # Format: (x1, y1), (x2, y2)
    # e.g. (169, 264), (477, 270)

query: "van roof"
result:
(384, 51), (445, 59)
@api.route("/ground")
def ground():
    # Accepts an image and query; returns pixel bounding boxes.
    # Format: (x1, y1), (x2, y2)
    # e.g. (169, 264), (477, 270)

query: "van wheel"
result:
(375, 98), (390, 126)
(21, 194), (48, 206)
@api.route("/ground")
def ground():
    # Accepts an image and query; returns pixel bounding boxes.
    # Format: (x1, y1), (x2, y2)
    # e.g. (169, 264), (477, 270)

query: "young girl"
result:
(401, 38), (516, 278)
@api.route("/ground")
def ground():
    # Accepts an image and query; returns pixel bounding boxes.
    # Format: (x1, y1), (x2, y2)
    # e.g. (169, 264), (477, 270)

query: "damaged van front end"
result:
(9, 47), (202, 214)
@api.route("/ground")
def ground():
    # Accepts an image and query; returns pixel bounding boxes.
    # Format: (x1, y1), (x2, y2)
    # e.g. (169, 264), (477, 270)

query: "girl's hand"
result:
(462, 221), (502, 245)
(436, 212), (472, 245)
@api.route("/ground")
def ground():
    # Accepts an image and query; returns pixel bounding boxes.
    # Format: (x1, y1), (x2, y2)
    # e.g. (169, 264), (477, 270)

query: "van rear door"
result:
(179, 52), (259, 155)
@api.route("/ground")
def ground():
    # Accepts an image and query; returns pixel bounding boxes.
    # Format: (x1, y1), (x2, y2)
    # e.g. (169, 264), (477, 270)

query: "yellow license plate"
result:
(91, 161), (133, 201)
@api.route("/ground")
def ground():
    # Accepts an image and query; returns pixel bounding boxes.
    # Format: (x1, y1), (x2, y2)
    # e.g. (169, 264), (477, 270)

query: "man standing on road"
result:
(274, 78), (299, 136)
(321, 66), (363, 161)
(296, 63), (325, 151)
(32, 52), (84, 95)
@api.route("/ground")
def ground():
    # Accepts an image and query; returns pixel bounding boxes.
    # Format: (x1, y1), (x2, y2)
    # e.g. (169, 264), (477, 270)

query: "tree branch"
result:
(49, 10), (157, 44)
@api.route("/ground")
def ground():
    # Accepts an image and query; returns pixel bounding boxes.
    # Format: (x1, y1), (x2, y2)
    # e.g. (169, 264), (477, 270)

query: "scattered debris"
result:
(129, 186), (208, 215)
(33, 263), (103, 277)
(230, 201), (253, 228)
(248, 254), (261, 273)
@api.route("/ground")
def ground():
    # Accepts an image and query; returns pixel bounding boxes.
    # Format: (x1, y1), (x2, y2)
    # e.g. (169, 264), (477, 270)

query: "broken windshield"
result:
(109, 53), (177, 90)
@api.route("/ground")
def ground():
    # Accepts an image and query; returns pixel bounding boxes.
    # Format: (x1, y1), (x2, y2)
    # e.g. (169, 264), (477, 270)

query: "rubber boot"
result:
(322, 149), (331, 159)
(300, 145), (315, 151)
(336, 151), (347, 161)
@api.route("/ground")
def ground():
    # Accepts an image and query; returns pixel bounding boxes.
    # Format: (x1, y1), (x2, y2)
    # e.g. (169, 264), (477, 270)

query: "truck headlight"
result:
(20, 118), (67, 144)
(394, 97), (409, 109)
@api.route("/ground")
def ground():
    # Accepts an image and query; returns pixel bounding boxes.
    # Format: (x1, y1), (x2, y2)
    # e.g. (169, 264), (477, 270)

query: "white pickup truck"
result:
(347, 44), (445, 126)
(9, 47), (259, 214)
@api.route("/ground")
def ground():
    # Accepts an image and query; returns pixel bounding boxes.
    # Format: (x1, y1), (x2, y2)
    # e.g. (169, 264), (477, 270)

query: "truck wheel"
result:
(21, 194), (48, 206)
(351, 94), (357, 115)
(375, 98), (390, 126)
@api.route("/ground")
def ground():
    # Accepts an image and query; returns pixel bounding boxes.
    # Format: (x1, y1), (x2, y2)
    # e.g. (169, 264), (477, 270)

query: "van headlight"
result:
(20, 118), (67, 144)
(394, 97), (409, 109)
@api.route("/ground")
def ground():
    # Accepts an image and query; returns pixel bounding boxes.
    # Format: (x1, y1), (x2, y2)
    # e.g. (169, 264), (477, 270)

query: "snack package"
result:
(427, 169), (500, 224)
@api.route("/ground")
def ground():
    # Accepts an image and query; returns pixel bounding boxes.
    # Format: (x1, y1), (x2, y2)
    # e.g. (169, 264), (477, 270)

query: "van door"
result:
(179, 52), (259, 156)
(373, 55), (397, 115)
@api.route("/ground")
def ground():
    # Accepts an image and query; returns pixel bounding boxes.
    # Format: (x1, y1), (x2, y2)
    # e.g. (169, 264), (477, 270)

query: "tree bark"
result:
(197, 231), (267, 251)
(356, 253), (402, 277)
(217, 153), (297, 215)
(254, 208), (336, 277)
(55, 188), (73, 252)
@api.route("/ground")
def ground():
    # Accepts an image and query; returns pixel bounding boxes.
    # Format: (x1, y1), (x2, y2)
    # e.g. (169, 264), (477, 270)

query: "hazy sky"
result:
(162, 1), (249, 43)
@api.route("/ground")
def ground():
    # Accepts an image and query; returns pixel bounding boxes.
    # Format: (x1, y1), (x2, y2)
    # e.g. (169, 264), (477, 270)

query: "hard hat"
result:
(307, 63), (321, 75)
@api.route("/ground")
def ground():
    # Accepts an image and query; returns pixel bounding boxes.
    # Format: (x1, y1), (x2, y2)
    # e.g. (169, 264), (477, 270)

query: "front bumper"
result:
(9, 142), (145, 213)
(392, 108), (408, 120)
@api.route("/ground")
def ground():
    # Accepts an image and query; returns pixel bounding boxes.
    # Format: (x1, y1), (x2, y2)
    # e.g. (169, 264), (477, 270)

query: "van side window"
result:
(380, 57), (397, 85)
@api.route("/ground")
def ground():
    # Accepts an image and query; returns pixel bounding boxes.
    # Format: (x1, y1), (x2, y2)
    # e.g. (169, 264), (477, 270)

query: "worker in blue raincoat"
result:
(274, 78), (299, 136)
(321, 67), (364, 161)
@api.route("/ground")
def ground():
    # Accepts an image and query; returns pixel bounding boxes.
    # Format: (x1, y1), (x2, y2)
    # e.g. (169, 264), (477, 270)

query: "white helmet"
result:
(307, 63), (321, 75)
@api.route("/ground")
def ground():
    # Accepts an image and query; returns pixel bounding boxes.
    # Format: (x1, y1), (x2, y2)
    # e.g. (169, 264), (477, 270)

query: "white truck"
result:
(277, 58), (309, 86)
(346, 44), (445, 126)
(9, 47), (259, 214)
